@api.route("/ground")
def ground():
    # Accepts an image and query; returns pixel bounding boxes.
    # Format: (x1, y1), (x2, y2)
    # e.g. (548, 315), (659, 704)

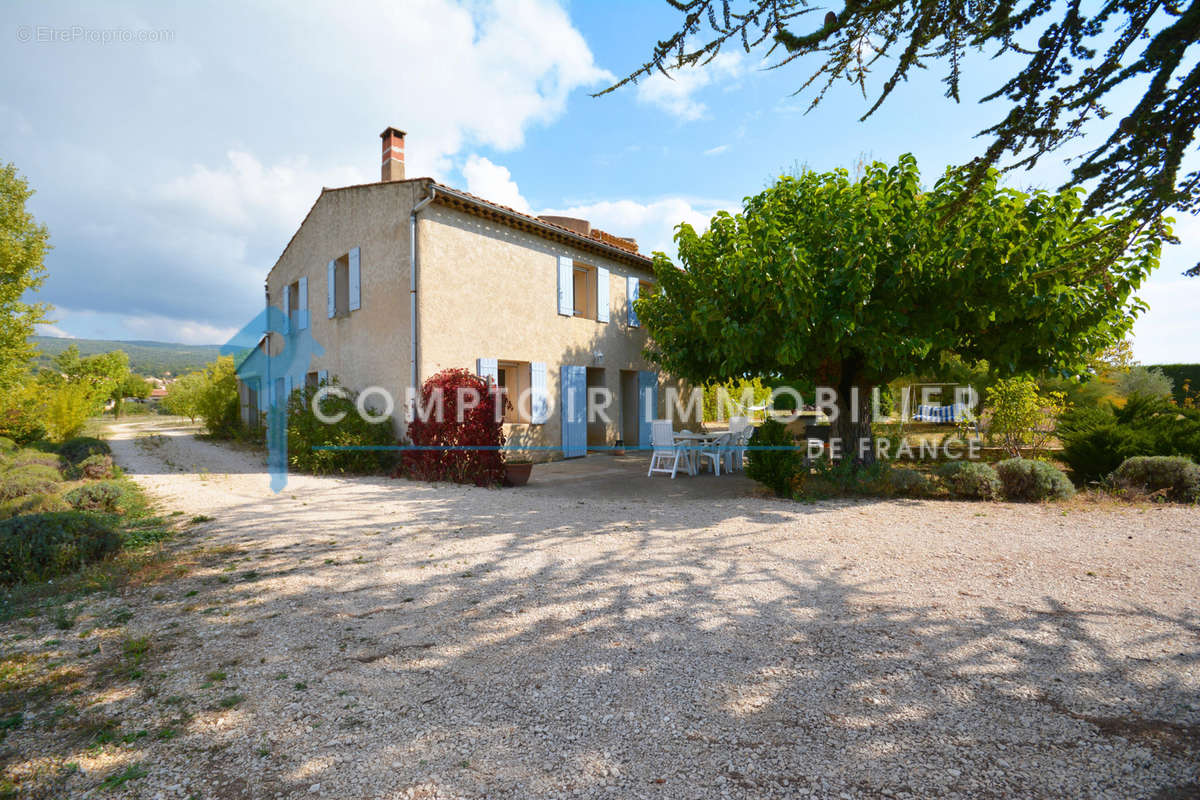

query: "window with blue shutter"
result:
(596, 267), (610, 322)
(530, 362), (549, 424)
(348, 247), (361, 311)
(627, 276), (640, 326)
(297, 276), (308, 330)
(557, 256), (573, 316)
(476, 358), (498, 385)
(327, 260), (336, 318)
(282, 283), (291, 334)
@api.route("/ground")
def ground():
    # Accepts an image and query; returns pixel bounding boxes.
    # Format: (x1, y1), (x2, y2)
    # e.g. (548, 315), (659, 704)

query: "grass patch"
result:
(0, 474), (186, 623)
(216, 693), (244, 709)
(98, 763), (147, 790)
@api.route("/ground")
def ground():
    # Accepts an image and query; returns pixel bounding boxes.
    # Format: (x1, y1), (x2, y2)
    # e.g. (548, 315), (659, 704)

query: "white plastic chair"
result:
(729, 425), (753, 471)
(647, 420), (685, 478)
(698, 432), (733, 476)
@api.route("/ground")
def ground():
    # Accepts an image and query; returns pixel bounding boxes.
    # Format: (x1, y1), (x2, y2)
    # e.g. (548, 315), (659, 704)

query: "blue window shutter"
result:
(348, 247), (361, 311)
(638, 370), (657, 448)
(285, 375), (293, 405)
(317, 370), (328, 385)
(627, 276), (640, 326)
(557, 256), (573, 316)
(327, 260), (336, 318)
(282, 284), (291, 335)
(476, 358), (498, 385)
(297, 277), (308, 330)
(530, 362), (549, 424)
(596, 267), (610, 322)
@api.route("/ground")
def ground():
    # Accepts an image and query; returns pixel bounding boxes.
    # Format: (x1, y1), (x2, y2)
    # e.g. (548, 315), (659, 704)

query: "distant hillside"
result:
(31, 336), (223, 377)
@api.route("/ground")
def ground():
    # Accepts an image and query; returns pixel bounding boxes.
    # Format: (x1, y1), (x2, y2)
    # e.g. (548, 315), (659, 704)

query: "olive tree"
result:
(636, 156), (1165, 462)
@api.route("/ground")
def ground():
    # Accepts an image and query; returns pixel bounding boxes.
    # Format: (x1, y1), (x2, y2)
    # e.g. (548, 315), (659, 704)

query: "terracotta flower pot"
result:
(503, 461), (533, 487)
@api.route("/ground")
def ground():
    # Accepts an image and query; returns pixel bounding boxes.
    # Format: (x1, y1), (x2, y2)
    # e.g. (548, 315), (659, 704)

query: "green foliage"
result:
(743, 417), (799, 497)
(41, 382), (93, 441)
(0, 492), (69, 520)
(609, 3), (1195, 275)
(0, 383), (46, 444)
(995, 458), (1075, 502)
(286, 380), (397, 475)
(701, 377), (770, 422)
(2, 449), (62, 470)
(1111, 456), (1200, 503)
(0, 511), (122, 584)
(63, 482), (123, 513)
(0, 437), (12, 452)
(797, 456), (890, 499)
(45, 345), (131, 417)
(111, 374), (152, 418)
(885, 467), (933, 498)
(161, 371), (206, 421)
(0, 465), (61, 502)
(70, 454), (114, 480)
(59, 436), (111, 464)
(31, 336), (222, 378)
(985, 377), (1069, 458)
(638, 157), (1162, 463)
(1058, 396), (1200, 483)
(0, 164), (51, 390)
(1151, 364), (1200, 405)
(1116, 366), (1174, 400)
(194, 356), (240, 437)
(937, 461), (1001, 500)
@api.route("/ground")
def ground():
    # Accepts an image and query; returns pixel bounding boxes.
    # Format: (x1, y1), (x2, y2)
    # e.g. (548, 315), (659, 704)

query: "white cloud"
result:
(541, 196), (732, 258)
(4, 0), (612, 339)
(47, 307), (236, 346)
(635, 52), (746, 121)
(35, 323), (74, 339)
(461, 155), (531, 213)
(1130, 212), (1200, 364)
(156, 151), (365, 235)
(704, 144), (729, 156)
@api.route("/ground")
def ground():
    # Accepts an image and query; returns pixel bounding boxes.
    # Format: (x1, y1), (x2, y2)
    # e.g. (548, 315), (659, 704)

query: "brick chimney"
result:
(380, 127), (406, 182)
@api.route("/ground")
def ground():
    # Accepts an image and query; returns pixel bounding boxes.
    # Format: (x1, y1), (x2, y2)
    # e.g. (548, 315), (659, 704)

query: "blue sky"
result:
(3, 0), (1196, 363)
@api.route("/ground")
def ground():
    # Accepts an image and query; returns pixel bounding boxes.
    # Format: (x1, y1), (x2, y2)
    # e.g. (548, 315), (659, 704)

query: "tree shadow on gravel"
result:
(6, 472), (1197, 799)
(88, 479), (1200, 799)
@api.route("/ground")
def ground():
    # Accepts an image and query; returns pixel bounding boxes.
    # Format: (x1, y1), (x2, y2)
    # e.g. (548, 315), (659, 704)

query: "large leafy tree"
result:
(637, 156), (1166, 461)
(46, 345), (132, 413)
(0, 164), (50, 387)
(602, 0), (1198, 274)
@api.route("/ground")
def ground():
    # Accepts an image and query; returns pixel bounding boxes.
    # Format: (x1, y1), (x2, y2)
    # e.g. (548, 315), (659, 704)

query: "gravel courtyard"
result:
(5, 417), (1199, 799)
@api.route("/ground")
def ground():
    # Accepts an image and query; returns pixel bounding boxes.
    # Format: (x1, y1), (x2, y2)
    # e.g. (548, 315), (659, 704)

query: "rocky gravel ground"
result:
(1, 417), (1197, 799)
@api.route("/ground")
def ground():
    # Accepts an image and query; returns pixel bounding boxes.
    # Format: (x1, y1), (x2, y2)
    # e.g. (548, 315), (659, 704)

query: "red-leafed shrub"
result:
(402, 369), (506, 486)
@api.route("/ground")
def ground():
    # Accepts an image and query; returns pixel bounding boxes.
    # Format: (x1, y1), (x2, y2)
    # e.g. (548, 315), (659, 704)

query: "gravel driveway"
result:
(7, 418), (1199, 799)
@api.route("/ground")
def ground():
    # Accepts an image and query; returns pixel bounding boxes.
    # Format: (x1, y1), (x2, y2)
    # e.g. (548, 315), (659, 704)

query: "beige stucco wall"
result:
(258, 180), (691, 457)
(264, 181), (423, 434)
(417, 204), (670, 459)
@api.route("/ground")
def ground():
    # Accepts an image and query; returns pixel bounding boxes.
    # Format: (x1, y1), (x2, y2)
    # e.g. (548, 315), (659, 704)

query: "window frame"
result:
(496, 360), (532, 424)
(572, 263), (598, 320)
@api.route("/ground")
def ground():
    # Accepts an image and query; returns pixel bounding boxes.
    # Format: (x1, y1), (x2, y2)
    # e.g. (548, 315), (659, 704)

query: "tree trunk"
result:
(833, 359), (875, 466)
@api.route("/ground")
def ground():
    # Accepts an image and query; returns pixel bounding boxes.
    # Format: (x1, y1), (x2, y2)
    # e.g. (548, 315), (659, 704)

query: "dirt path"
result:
(5, 418), (1198, 799)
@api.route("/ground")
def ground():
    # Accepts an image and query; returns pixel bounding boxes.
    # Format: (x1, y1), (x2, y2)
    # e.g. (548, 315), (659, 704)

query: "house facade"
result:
(239, 128), (687, 458)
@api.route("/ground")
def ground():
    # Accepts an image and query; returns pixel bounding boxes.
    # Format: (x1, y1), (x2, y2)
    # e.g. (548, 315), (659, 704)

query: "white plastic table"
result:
(673, 430), (729, 476)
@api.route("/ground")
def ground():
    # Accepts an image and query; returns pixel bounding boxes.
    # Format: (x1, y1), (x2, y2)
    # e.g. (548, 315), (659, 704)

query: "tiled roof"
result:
(425, 181), (651, 266)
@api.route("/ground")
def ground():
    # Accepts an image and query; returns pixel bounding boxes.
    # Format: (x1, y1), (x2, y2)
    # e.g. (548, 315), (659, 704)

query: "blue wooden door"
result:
(637, 370), (658, 449)
(561, 365), (587, 458)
